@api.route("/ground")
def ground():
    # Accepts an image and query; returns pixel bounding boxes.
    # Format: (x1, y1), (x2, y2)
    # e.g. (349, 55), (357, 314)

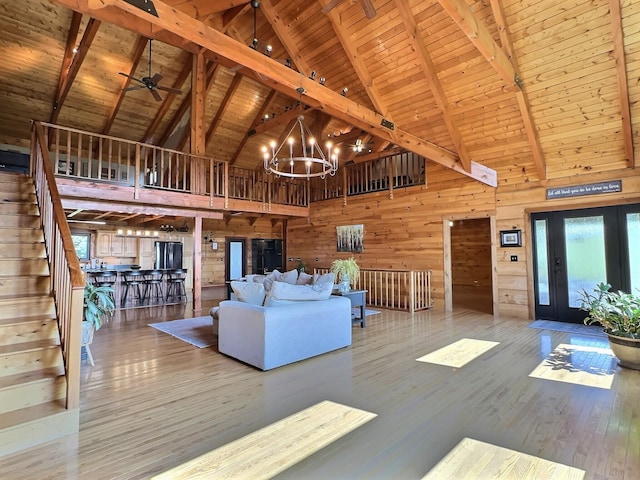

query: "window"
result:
(72, 233), (91, 261)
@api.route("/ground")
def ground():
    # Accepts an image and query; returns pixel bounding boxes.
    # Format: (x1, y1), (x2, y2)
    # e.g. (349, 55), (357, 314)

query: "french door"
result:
(532, 204), (640, 323)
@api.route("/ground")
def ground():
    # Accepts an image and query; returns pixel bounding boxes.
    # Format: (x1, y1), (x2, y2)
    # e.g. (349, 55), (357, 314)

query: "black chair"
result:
(120, 270), (145, 307)
(142, 269), (164, 304)
(89, 270), (117, 304)
(165, 269), (187, 302)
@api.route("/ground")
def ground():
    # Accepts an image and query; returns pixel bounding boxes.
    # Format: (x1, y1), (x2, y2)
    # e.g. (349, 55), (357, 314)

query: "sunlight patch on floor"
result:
(416, 338), (500, 368)
(151, 400), (377, 480)
(422, 437), (585, 479)
(529, 343), (616, 389)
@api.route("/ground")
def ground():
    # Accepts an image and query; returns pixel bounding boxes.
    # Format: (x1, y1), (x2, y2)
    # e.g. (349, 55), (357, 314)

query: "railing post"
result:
(134, 143), (141, 200)
(65, 287), (84, 409)
(409, 270), (416, 315)
(224, 161), (229, 209)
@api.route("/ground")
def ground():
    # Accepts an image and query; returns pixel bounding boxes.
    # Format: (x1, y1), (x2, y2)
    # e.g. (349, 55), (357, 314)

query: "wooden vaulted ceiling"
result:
(1, 0), (639, 199)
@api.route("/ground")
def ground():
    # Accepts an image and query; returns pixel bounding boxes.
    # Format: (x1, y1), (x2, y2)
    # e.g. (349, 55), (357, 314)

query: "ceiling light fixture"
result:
(262, 88), (339, 179)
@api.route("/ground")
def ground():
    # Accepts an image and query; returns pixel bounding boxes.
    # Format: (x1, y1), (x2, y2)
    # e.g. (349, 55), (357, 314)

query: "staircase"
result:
(0, 172), (78, 457)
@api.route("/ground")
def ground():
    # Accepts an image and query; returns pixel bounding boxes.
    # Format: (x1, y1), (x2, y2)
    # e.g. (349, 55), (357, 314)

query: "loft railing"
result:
(228, 167), (308, 207)
(315, 267), (432, 314)
(310, 151), (425, 202)
(32, 122), (85, 410)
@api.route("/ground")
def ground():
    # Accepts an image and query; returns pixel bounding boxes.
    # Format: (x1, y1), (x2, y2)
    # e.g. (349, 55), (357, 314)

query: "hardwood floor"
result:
(0, 300), (638, 479)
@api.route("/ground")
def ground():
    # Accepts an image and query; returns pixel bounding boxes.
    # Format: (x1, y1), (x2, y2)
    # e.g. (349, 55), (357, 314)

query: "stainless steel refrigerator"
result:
(154, 241), (183, 270)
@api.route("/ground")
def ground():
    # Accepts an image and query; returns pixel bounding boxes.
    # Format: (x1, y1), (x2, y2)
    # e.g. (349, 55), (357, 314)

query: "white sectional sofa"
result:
(217, 296), (352, 370)
(214, 269), (352, 370)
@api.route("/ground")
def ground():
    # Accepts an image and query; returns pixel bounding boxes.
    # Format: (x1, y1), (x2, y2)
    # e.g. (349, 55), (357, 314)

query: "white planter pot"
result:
(607, 333), (640, 370)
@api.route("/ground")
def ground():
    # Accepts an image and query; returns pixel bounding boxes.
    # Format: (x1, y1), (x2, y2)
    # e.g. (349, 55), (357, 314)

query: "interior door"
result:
(532, 204), (640, 323)
(226, 238), (246, 281)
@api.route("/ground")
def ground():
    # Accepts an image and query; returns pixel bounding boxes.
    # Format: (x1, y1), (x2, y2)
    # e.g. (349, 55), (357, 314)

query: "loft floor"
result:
(1, 299), (637, 479)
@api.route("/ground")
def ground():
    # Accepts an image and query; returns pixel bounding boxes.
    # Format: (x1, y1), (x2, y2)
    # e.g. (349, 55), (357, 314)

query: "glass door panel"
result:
(627, 213), (640, 292)
(534, 219), (550, 305)
(564, 216), (607, 308)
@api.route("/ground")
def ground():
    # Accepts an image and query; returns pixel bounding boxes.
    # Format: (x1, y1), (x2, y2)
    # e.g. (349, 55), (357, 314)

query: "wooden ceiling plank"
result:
(360, 0), (376, 20)
(103, 35), (148, 135)
(608, 0), (635, 167)
(205, 73), (243, 145)
(62, 198), (224, 219)
(52, 0), (497, 187)
(141, 56), (192, 144)
(436, 0), (518, 90)
(51, 16), (102, 124)
(161, 62), (218, 147)
(320, 0), (391, 118)
(223, 4), (251, 32)
(489, 0), (546, 179)
(230, 90), (278, 165)
(249, 106), (313, 136)
(394, 0), (472, 172)
(259, 0), (312, 76)
(119, 212), (142, 221)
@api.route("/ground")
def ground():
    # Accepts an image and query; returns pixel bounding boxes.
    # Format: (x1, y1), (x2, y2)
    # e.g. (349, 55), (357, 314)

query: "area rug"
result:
(149, 316), (216, 348)
(528, 319), (607, 339)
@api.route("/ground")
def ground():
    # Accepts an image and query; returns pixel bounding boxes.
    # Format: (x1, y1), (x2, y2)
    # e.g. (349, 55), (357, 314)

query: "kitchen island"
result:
(85, 267), (188, 308)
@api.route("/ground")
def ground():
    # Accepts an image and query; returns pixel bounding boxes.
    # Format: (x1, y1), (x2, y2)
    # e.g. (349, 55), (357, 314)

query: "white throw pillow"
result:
(230, 280), (266, 306)
(278, 269), (299, 285)
(264, 280), (333, 306)
(296, 271), (313, 285)
(313, 272), (335, 286)
(263, 269), (281, 292)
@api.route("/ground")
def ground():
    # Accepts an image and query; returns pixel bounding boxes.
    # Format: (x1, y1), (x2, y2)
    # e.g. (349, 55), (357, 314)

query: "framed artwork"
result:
(500, 229), (522, 247)
(337, 224), (364, 252)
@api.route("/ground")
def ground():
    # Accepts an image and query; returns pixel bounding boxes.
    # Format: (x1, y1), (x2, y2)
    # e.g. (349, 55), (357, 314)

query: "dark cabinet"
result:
(251, 239), (283, 274)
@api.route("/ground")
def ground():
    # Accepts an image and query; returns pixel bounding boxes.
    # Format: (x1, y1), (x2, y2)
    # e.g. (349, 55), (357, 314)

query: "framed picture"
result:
(337, 224), (364, 253)
(500, 229), (522, 247)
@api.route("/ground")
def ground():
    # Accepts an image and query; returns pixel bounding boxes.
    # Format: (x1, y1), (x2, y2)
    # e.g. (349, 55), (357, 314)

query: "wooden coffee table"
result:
(332, 289), (367, 327)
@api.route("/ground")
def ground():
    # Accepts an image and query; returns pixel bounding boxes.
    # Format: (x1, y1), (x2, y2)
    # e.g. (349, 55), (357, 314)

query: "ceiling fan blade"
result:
(150, 72), (163, 84)
(156, 85), (183, 94)
(123, 85), (145, 92)
(150, 89), (163, 102)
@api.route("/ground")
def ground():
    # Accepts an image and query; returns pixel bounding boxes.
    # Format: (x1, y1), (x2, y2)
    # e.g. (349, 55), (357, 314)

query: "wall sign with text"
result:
(546, 180), (621, 200)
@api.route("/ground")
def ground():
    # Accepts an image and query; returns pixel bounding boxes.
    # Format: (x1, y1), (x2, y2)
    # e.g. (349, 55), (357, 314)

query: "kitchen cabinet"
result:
(96, 232), (112, 256)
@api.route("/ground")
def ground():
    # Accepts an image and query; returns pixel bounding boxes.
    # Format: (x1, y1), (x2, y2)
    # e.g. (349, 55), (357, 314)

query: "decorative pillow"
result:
(263, 269), (281, 292)
(313, 272), (335, 286)
(278, 269), (299, 285)
(296, 271), (313, 285)
(230, 280), (266, 306)
(209, 306), (219, 320)
(264, 280), (333, 306)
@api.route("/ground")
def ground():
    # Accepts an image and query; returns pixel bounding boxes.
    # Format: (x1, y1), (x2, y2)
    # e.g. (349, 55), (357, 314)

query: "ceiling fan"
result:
(119, 39), (182, 101)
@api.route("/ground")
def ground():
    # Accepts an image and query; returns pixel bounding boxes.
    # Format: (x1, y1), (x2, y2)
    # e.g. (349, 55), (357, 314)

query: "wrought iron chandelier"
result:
(262, 88), (339, 179)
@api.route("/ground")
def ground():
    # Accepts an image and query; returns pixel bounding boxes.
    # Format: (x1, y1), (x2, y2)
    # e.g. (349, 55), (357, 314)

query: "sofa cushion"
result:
(279, 269), (299, 285)
(296, 271), (313, 285)
(313, 272), (335, 286)
(230, 280), (266, 306)
(264, 280), (334, 306)
(263, 269), (281, 292)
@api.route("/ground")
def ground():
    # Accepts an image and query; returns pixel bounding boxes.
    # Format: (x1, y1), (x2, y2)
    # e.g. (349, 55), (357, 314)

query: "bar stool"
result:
(142, 269), (164, 304)
(165, 269), (187, 302)
(120, 270), (145, 307)
(89, 270), (117, 304)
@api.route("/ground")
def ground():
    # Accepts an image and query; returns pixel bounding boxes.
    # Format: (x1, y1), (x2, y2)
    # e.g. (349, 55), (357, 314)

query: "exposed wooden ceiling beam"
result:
(249, 105), (314, 137)
(50, 0), (497, 187)
(436, 0), (518, 90)
(141, 55), (192, 144)
(395, 0), (472, 172)
(230, 90), (278, 165)
(103, 35), (148, 135)
(191, 50), (207, 156)
(51, 16), (101, 124)
(53, 11), (82, 122)
(223, 4), (251, 31)
(165, 0), (251, 19)
(608, 0), (635, 167)
(489, 0), (546, 179)
(259, 0), (312, 75)
(205, 74), (243, 145)
(62, 198), (224, 220)
(67, 208), (84, 218)
(320, 0), (390, 117)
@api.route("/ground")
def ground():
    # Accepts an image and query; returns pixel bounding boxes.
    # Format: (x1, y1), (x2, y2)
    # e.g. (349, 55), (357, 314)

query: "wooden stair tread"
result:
(0, 314), (56, 327)
(0, 400), (67, 430)
(0, 338), (60, 355)
(0, 367), (65, 391)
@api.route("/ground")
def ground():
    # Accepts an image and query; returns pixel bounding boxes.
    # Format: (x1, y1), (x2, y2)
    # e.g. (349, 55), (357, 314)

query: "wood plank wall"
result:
(201, 217), (282, 286)
(451, 218), (492, 288)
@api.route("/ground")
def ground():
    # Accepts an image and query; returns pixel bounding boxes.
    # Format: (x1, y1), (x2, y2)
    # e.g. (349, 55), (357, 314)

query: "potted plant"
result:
(578, 282), (640, 370)
(82, 280), (116, 365)
(330, 257), (360, 293)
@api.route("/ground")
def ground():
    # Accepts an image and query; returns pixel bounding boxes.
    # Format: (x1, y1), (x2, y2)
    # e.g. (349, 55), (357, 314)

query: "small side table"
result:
(332, 289), (368, 327)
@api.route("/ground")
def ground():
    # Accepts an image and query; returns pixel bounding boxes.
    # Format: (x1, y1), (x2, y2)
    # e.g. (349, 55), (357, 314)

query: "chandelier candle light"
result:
(262, 89), (339, 179)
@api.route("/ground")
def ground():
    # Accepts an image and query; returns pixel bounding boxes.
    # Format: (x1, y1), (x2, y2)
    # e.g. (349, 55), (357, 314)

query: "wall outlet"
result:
(510, 255), (518, 262)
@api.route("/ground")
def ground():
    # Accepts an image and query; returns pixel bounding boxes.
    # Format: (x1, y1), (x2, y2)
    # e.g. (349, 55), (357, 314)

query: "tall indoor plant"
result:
(82, 280), (116, 365)
(579, 282), (640, 370)
(330, 257), (360, 292)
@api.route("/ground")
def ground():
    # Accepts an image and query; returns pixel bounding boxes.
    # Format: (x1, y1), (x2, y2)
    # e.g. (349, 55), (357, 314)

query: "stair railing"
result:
(32, 121), (85, 410)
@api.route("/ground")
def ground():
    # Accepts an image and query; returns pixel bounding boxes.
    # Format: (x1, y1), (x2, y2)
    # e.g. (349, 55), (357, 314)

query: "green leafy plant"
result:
(330, 257), (360, 287)
(578, 282), (640, 339)
(84, 280), (116, 331)
(295, 259), (307, 273)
